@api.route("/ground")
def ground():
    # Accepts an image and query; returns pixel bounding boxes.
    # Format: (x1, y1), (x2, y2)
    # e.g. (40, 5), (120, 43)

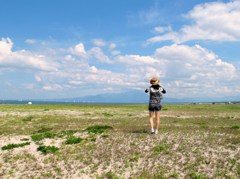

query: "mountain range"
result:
(55, 91), (240, 104)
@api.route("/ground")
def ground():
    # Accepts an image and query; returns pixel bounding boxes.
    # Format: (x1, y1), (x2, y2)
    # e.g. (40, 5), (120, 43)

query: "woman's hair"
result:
(152, 84), (160, 89)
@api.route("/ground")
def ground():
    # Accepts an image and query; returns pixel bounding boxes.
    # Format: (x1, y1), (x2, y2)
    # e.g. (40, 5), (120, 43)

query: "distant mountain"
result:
(59, 91), (149, 104)
(1, 91), (239, 104)
(56, 91), (240, 104)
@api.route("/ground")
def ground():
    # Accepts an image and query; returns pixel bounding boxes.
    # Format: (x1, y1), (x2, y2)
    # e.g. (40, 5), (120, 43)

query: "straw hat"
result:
(150, 77), (160, 85)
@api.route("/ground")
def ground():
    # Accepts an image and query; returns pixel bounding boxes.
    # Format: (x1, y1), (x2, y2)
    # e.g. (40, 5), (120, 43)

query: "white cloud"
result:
(1, 37), (239, 99)
(25, 39), (37, 45)
(152, 26), (172, 34)
(130, 5), (162, 25)
(43, 84), (62, 91)
(0, 38), (12, 56)
(88, 47), (113, 64)
(110, 43), (239, 98)
(70, 43), (86, 56)
(147, 0), (240, 44)
(0, 38), (58, 72)
(109, 43), (116, 49)
(153, 44), (239, 97)
(116, 55), (157, 65)
(24, 83), (35, 90)
(111, 50), (121, 56)
(92, 39), (106, 47)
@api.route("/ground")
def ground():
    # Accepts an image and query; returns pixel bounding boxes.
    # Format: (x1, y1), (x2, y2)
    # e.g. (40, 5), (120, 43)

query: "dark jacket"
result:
(145, 85), (166, 107)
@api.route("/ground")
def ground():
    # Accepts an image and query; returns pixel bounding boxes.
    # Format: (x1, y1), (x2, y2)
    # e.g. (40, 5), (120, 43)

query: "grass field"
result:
(0, 104), (239, 178)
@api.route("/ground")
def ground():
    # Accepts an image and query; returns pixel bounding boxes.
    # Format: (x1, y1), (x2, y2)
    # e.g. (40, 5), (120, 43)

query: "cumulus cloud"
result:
(88, 47), (113, 64)
(113, 44), (239, 97)
(153, 44), (239, 97)
(1, 37), (239, 98)
(0, 38), (58, 72)
(116, 55), (157, 65)
(70, 43), (87, 57)
(0, 38), (13, 55)
(147, 0), (240, 44)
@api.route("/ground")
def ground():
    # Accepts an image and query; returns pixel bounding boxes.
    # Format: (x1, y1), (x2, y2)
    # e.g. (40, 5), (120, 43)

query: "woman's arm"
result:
(160, 86), (166, 94)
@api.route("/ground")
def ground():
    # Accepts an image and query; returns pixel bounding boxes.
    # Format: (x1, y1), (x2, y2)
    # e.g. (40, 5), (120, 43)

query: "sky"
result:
(0, 0), (240, 100)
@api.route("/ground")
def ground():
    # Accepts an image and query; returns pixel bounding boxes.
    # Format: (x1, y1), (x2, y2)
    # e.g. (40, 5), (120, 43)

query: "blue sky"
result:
(0, 0), (240, 100)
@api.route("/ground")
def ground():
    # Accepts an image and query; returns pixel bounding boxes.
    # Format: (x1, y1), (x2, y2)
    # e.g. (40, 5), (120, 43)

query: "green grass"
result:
(65, 137), (83, 145)
(37, 145), (59, 154)
(22, 115), (34, 122)
(153, 143), (170, 155)
(231, 125), (240, 129)
(189, 172), (207, 179)
(85, 125), (113, 134)
(31, 132), (57, 141)
(1, 142), (31, 150)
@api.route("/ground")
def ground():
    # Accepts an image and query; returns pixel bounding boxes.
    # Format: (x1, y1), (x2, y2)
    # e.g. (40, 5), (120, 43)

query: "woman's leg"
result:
(149, 111), (154, 133)
(155, 111), (160, 133)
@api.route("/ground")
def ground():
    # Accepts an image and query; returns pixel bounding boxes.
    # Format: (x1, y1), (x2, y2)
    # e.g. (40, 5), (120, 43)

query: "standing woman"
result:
(145, 77), (166, 134)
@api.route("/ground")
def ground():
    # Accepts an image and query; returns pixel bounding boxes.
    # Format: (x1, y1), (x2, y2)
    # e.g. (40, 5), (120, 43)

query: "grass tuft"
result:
(230, 125), (240, 129)
(189, 171), (207, 179)
(104, 171), (119, 179)
(85, 125), (113, 134)
(102, 112), (114, 117)
(153, 143), (170, 155)
(65, 137), (83, 145)
(2, 142), (31, 150)
(31, 132), (56, 141)
(22, 115), (33, 122)
(59, 130), (80, 137)
(37, 127), (53, 133)
(37, 145), (59, 154)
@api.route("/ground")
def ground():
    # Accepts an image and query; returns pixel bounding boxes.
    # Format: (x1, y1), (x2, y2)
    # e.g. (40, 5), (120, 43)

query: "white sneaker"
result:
(155, 130), (158, 135)
(150, 128), (155, 134)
